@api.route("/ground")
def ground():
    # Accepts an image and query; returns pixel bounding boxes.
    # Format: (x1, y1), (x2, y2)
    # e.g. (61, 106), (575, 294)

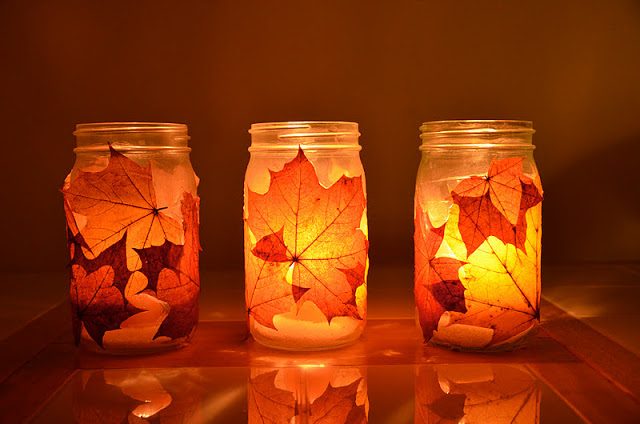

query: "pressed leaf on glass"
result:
(63, 146), (200, 348)
(415, 156), (542, 347)
(63, 146), (183, 270)
(245, 148), (368, 329)
(414, 204), (466, 341)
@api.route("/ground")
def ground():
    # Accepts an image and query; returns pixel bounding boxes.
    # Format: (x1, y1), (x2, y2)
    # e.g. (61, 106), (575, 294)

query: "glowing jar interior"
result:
(415, 121), (542, 351)
(245, 122), (368, 351)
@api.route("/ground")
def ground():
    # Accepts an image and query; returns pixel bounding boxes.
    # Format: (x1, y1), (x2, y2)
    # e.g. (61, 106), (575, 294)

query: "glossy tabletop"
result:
(0, 264), (639, 423)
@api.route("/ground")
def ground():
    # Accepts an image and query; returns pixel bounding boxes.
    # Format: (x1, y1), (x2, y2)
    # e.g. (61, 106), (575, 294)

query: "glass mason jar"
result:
(244, 121), (369, 350)
(414, 120), (542, 351)
(62, 122), (200, 354)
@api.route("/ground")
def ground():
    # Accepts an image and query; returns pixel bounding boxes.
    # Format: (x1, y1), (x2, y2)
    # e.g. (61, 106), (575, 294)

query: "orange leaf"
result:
(414, 204), (466, 341)
(248, 370), (296, 423)
(453, 157), (523, 225)
(301, 379), (366, 424)
(64, 147), (200, 344)
(62, 146), (182, 267)
(151, 193), (201, 339)
(246, 148), (368, 327)
(451, 157), (542, 256)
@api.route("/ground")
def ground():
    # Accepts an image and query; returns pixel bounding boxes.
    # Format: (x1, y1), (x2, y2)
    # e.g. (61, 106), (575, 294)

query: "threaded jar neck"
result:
(249, 121), (361, 152)
(419, 120), (534, 151)
(74, 122), (190, 153)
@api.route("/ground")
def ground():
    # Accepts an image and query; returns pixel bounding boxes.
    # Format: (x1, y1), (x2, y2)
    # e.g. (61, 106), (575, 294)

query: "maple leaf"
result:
(245, 148), (368, 328)
(70, 264), (140, 347)
(67, 228), (140, 346)
(414, 203), (466, 341)
(62, 145), (183, 269)
(452, 157), (524, 225)
(244, 234), (296, 330)
(299, 379), (366, 424)
(451, 157), (542, 256)
(514, 179), (543, 250)
(151, 193), (201, 340)
(248, 370), (296, 424)
(69, 230), (132, 298)
(454, 204), (542, 345)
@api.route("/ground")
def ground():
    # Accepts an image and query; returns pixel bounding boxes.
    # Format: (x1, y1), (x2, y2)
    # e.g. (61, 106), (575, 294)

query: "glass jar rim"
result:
(249, 121), (361, 152)
(249, 121), (360, 137)
(73, 122), (190, 153)
(419, 120), (535, 150)
(74, 122), (188, 135)
(420, 119), (534, 137)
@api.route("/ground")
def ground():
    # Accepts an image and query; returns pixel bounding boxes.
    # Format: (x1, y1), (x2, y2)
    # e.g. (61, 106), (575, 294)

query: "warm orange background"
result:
(1, 1), (639, 272)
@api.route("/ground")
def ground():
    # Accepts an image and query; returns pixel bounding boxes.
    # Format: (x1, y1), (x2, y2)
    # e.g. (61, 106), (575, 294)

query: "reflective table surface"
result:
(0, 265), (638, 423)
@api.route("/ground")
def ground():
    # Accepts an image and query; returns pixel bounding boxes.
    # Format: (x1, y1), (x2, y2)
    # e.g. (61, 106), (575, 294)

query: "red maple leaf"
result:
(67, 229), (142, 346)
(153, 193), (201, 340)
(301, 379), (366, 424)
(70, 265), (140, 347)
(245, 148), (368, 328)
(451, 157), (542, 256)
(515, 179), (543, 250)
(69, 230), (131, 298)
(248, 370), (296, 423)
(414, 204), (466, 341)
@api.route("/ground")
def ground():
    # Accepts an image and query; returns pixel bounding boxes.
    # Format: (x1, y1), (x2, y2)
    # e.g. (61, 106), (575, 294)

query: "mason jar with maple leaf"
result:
(244, 122), (369, 350)
(414, 120), (543, 351)
(62, 123), (200, 354)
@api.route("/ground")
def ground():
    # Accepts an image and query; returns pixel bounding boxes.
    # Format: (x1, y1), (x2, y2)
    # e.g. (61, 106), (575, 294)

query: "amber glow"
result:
(248, 367), (368, 423)
(415, 157), (542, 350)
(415, 364), (540, 423)
(72, 369), (212, 422)
(244, 145), (368, 350)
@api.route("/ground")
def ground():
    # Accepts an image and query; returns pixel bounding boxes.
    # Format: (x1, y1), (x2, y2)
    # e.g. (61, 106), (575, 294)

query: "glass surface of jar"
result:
(414, 120), (542, 351)
(62, 122), (200, 354)
(244, 121), (369, 350)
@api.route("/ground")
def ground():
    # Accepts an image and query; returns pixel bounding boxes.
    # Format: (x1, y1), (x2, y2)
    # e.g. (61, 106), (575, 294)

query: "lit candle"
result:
(244, 122), (368, 350)
(414, 120), (542, 351)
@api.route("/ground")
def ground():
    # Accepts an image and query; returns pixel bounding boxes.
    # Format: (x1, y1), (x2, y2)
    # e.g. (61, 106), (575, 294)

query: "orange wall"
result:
(1, 0), (639, 271)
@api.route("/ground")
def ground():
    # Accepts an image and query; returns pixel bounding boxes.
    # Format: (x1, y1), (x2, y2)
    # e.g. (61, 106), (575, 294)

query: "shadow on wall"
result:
(543, 135), (640, 263)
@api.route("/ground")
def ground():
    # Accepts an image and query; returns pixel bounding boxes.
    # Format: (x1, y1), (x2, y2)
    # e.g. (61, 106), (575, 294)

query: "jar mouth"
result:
(249, 121), (361, 152)
(73, 122), (190, 153)
(250, 121), (359, 137)
(74, 122), (188, 135)
(420, 119), (535, 150)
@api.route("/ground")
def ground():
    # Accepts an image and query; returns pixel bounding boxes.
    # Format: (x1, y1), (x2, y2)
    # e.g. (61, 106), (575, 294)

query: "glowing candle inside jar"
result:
(414, 121), (542, 351)
(244, 122), (368, 351)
